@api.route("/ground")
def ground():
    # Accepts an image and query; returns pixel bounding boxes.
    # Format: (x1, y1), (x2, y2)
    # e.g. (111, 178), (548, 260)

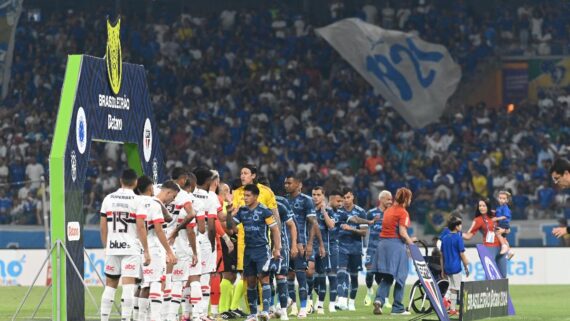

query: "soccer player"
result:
(336, 188), (376, 311)
(274, 195), (298, 320)
(134, 177), (179, 321)
(100, 169), (150, 321)
(227, 184), (282, 321)
(227, 165), (279, 318)
(311, 186), (337, 314)
(162, 168), (197, 320)
(550, 158), (570, 237)
(165, 169), (200, 321)
(325, 190), (343, 313)
(284, 174), (324, 318)
(364, 191), (392, 308)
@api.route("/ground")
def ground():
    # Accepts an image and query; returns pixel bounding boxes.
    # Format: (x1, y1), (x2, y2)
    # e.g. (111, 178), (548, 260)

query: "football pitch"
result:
(1, 285), (568, 321)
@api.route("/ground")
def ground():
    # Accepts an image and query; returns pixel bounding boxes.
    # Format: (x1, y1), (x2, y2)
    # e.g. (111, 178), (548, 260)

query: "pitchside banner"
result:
(316, 18), (461, 128)
(475, 245), (515, 315)
(460, 279), (509, 321)
(409, 244), (450, 321)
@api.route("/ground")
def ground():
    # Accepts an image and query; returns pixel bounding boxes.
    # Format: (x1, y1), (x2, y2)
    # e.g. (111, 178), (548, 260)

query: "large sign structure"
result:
(48, 18), (166, 321)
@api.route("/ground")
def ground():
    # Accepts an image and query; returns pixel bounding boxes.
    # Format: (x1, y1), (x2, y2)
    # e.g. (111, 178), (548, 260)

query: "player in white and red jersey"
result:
(164, 169), (199, 321)
(100, 169), (150, 321)
(135, 176), (180, 321)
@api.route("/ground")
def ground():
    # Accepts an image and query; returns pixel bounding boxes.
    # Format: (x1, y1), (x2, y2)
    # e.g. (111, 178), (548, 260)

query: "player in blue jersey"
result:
(364, 190), (392, 308)
(325, 190), (343, 313)
(284, 175), (324, 318)
(272, 195), (299, 320)
(311, 186), (341, 314)
(336, 188), (378, 311)
(227, 184), (281, 321)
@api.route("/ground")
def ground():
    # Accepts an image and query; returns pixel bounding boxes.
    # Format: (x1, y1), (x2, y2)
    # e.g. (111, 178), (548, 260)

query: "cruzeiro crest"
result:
(106, 17), (122, 95)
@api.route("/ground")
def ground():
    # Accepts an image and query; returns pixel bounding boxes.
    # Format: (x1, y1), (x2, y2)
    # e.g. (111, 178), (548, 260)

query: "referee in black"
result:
(550, 158), (570, 238)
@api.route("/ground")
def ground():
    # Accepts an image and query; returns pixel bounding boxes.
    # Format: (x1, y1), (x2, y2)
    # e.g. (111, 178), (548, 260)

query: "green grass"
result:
(2, 285), (569, 321)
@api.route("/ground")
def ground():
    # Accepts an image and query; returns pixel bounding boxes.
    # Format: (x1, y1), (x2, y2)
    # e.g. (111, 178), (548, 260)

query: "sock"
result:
(366, 272), (374, 289)
(277, 278), (288, 309)
(317, 274), (327, 303)
(451, 291), (458, 310)
(287, 279), (296, 303)
(338, 297), (347, 307)
(219, 279), (234, 312)
(101, 286), (116, 321)
(133, 296), (140, 321)
(121, 284), (136, 321)
(230, 277), (245, 310)
(182, 286), (192, 319)
(269, 280), (276, 307)
(149, 282), (163, 321)
(200, 274), (211, 316)
(296, 271), (308, 308)
(337, 269), (348, 299)
(210, 274), (221, 314)
(350, 273), (359, 300)
(168, 281), (183, 321)
(247, 287), (258, 315)
(261, 284), (271, 312)
(161, 274), (172, 320)
(190, 281), (202, 319)
(307, 274), (315, 301)
(328, 273), (338, 302)
(349, 298), (355, 307)
(138, 298), (149, 321)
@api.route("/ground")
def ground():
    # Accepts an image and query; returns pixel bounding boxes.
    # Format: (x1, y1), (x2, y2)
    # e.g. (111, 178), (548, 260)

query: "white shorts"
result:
(142, 248), (166, 284)
(447, 273), (462, 291)
(104, 254), (141, 279)
(172, 256), (190, 282)
(198, 234), (216, 274)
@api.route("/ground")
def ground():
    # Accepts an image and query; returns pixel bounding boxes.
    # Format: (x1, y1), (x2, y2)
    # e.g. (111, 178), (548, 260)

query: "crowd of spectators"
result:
(0, 1), (569, 227)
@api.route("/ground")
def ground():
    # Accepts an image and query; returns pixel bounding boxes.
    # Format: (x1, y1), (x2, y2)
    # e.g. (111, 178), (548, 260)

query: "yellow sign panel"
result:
(106, 18), (122, 95)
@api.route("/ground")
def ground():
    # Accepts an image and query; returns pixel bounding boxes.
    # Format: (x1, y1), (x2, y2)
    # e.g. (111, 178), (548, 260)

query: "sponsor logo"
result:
(67, 222), (80, 241)
(105, 265), (115, 272)
(124, 263), (136, 270)
(152, 158), (158, 183)
(484, 256), (503, 279)
(143, 118), (152, 162)
(173, 269), (184, 276)
(76, 107), (87, 154)
(109, 240), (128, 249)
(106, 18), (122, 95)
(70, 150), (77, 182)
(107, 114), (123, 131)
(143, 268), (154, 275)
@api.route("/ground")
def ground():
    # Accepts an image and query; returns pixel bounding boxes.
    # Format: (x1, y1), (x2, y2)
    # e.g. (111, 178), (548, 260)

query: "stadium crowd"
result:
(1, 1), (570, 226)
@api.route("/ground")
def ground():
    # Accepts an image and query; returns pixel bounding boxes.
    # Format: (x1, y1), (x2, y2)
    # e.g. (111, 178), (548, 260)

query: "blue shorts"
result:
(365, 240), (380, 269)
(278, 245), (290, 276)
(243, 246), (271, 277)
(289, 249), (308, 271)
(339, 252), (362, 273)
(328, 244), (339, 273)
(497, 221), (510, 230)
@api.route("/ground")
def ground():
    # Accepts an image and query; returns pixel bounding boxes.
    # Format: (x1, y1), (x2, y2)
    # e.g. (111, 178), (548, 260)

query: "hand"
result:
(191, 255), (198, 267)
(341, 224), (351, 231)
(168, 233), (177, 246)
(410, 236), (418, 242)
(290, 244), (299, 259)
(319, 244), (326, 258)
(367, 220), (374, 225)
(553, 227), (569, 238)
(305, 244), (313, 260)
(464, 265), (470, 278)
(373, 215), (382, 222)
(166, 251), (177, 265)
(273, 248), (281, 260)
(143, 252), (151, 266)
(224, 238), (235, 252)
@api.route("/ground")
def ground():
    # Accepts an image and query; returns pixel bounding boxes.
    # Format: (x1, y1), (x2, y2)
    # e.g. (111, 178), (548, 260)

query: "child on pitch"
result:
(440, 216), (469, 316)
(494, 191), (514, 259)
